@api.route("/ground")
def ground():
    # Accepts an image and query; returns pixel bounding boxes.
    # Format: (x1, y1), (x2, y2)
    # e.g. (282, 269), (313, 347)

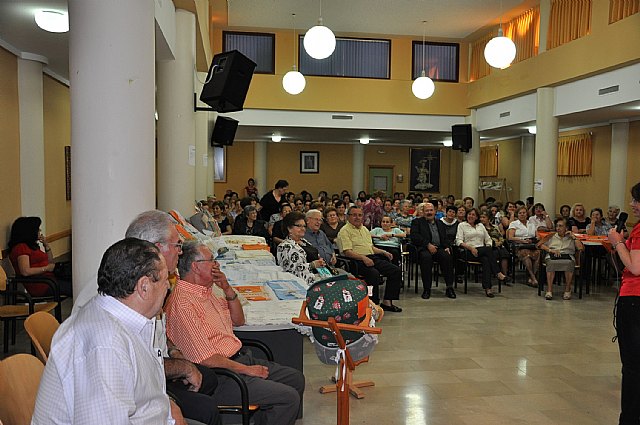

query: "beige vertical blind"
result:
(547, 0), (592, 50)
(609, 0), (640, 23)
(480, 146), (499, 177)
(469, 7), (540, 81)
(557, 133), (592, 176)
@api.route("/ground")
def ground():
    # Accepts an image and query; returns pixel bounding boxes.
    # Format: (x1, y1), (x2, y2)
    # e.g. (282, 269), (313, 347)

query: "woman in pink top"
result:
(608, 181), (640, 425)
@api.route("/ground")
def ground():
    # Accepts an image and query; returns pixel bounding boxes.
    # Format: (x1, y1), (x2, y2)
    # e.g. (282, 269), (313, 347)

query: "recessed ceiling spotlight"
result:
(271, 134), (282, 142)
(359, 137), (370, 145)
(443, 139), (453, 147)
(527, 126), (537, 134)
(35, 10), (69, 33)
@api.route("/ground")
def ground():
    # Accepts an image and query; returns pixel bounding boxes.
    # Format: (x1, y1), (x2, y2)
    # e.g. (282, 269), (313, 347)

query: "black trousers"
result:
(464, 246), (499, 289)
(418, 248), (454, 290)
(617, 296), (640, 425)
(166, 363), (221, 425)
(354, 254), (402, 303)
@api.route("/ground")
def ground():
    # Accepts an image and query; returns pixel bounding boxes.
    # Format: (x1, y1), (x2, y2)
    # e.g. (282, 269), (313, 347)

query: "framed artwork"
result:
(300, 151), (319, 174)
(214, 146), (226, 182)
(410, 148), (441, 192)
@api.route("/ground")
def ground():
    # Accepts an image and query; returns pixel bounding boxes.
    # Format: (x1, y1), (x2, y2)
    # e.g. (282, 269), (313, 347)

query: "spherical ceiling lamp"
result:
(282, 67), (306, 95)
(35, 10), (69, 33)
(412, 21), (435, 100)
(303, 19), (336, 60)
(484, 28), (516, 69)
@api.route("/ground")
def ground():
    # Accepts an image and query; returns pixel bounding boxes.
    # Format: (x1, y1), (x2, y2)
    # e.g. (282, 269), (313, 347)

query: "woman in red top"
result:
(608, 182), (640, 425)
(8, 217), (71, 297)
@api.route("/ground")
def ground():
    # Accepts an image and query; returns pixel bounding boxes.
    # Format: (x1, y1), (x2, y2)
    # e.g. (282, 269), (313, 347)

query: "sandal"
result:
(485, 289), (495, 298)
(527, 278), (538, 288)
(563, 292), (572, 300)
(545, 291), (553, 300)
(497, 272), (507, 281)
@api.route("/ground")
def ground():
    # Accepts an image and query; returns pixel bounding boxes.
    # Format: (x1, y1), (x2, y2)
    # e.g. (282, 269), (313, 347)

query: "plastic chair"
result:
(24, 311), (60, 364)
(0, 353), (45, 425)
(0, 259), (58, 354)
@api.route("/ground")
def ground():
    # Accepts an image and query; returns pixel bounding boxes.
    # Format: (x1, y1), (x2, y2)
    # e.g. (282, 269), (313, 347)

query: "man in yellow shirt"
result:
(336, 206), (403, 312)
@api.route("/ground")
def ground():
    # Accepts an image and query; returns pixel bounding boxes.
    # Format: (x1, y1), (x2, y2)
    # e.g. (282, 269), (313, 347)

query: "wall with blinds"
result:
(609, 0), (640, 23)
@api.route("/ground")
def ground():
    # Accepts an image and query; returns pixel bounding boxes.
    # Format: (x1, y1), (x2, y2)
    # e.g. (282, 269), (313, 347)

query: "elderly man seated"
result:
(165, 241), (305, 425)
(336, 206), (403, 312)
(304, 209), (337, 266)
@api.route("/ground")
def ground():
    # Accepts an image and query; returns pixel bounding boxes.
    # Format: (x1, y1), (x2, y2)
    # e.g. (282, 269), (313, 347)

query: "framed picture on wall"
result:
(300, 151), (319, 174)
(214, 146), (226, 182)
(409, 148), (441, 192)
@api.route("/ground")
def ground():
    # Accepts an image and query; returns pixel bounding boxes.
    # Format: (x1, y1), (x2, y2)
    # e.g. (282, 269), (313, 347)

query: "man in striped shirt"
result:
(165, 241), (304, 425)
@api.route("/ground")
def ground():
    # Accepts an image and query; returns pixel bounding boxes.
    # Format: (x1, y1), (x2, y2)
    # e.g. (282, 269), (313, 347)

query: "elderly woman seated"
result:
(232, 205), (270, 241)
(537, 217), (584, 300)
(586, 207), (613, 236)
(507, 206), (541, 287)
(370, 215), (406, 266)
(277, 211), (326, 286)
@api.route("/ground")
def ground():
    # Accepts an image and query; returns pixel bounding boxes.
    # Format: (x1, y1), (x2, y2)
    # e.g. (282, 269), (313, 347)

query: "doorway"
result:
(368, 166), (394, 196)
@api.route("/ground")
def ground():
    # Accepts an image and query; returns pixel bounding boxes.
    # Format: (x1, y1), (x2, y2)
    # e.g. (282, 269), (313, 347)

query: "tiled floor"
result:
(2, 278), (622, 425)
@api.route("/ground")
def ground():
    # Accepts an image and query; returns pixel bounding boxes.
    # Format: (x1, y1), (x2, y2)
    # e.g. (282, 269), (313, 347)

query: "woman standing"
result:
(277, 211), (325, 286)
(456, 208), (506, 297)
(8, 217), (72, 297)
(608, 182), (640, 425)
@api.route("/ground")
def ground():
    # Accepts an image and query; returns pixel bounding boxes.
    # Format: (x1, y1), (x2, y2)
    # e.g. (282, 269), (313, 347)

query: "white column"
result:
(194, 72), (211, 200)
(352, 144), (365, 195)
(520, 135), (535, 200)
(534, 87), (559, 214)
(17, 56), (46, 227)
(254, 141), (267, 196)
(157, 9), (196, 213)
(462, 111), (480, 200)
(538, 0), (551, 54)
(69, 0), (156, 297)
(609, 121), (630, 208)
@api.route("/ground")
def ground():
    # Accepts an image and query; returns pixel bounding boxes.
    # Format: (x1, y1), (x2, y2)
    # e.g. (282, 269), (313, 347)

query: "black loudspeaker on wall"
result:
(210, 116), (239, 147)
(452, 124), (472, 152)
(200, 50), (257, 113)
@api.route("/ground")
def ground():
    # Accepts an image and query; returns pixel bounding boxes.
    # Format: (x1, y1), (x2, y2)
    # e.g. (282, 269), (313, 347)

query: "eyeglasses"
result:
(164, 241), (183, 250)
(632, 198), (639, 205)
(292, 223), (306, 228)
(194, 257), (216, 263)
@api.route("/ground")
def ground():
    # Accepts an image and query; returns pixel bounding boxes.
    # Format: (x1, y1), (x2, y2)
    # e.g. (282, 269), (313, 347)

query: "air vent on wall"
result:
(332, 114), (354, 120)
(599, 85), (619, 95)
(499, 111), (511, 118)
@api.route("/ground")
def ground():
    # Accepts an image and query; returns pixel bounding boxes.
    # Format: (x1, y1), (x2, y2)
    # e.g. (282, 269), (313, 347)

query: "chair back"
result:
(0, 354), (45, 425)
(24, 311), (60, 363)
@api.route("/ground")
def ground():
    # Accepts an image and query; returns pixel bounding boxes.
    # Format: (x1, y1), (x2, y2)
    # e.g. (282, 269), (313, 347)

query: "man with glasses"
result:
(336, 206), (403, 312)
(165, 241), (305, 425)
(304, 209), (336, 266)
(126, 210), (220, 425)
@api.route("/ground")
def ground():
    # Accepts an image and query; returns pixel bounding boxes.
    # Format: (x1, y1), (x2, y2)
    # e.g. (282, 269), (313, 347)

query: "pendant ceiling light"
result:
(303, 0), (336, 60)
(34, 10), (69, 33)
(483, 1), (516, 69)
(412, 21), (435, 100)
(283, 13), (306, 95)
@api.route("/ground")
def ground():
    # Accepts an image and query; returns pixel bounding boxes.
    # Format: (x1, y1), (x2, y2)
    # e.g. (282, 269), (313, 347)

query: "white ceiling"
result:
(1, 0), (638, 147)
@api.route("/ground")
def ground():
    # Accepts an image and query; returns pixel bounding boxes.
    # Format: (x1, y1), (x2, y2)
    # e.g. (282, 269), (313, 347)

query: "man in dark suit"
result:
(410, 202), (456, 299)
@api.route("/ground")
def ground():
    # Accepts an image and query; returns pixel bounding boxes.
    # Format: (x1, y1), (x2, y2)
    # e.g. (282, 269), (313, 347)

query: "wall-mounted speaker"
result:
(210, 116), (238, 147)
(452, 124), (472, 152)
(200, 50), (257, 113)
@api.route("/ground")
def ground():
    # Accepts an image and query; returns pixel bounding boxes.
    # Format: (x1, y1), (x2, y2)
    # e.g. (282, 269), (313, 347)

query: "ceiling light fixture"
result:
(271, 134), (282, 142)
(283, 13), (306, 95)
(35, 10), (69, 33)
(359, 137), (370, 145)
(412, 21), (435, 100)
(303, 0), (336, 60)
(527, 126), (537, 134)
(483, 1), (516, 69)
(443, 138), (453, 147)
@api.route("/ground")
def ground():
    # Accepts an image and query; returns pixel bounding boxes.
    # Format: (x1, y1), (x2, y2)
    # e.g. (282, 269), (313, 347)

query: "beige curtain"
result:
(469, 7), (540, 81)
(504, 6), (540, 63)
(547, 0), (592, 50)
(480, 146), (499, 177)
(557, 133), (592, 176)
(610, 0), (640, 23)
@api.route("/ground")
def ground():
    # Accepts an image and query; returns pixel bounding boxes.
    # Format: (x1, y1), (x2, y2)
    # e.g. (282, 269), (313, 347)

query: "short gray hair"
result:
(177, 240), (207, 278)
(305, 209), (322, 219)
(125, 210), (174, 244)
(244, 205), (257, 216)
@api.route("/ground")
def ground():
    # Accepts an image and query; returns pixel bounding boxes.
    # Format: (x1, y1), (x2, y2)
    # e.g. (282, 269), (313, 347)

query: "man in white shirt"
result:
(32, 238), (175, 424)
